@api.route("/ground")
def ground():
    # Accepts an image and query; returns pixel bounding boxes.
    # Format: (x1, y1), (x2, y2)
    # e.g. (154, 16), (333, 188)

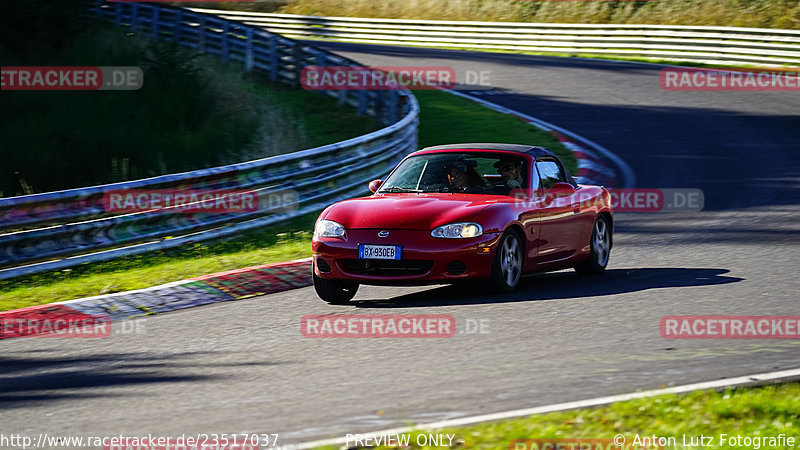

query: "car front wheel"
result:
(489, 229), (523, 293)
(575, 215), (611, 275)
(313, 271), (359, 304)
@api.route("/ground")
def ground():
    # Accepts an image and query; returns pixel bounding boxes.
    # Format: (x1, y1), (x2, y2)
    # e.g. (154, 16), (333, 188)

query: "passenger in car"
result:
(494, 158), (524, 192)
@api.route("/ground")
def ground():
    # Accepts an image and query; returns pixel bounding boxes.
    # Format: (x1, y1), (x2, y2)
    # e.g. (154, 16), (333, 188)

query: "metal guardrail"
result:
(0, 2), (419, 280)
(191, 8), (800, 67)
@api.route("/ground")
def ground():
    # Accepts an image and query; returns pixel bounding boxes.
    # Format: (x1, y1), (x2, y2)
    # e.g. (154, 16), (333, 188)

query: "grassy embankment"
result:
(311, 382), (800, 449)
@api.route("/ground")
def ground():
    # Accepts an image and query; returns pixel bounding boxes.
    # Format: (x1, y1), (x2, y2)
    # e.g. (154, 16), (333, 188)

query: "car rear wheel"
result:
(575, 215), (611, 275)
(313, 270), (359, 304)
(489, 229), (523, 293)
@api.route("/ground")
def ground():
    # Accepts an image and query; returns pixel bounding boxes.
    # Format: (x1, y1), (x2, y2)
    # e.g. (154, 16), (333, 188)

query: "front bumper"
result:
(312, 229), (500, 285)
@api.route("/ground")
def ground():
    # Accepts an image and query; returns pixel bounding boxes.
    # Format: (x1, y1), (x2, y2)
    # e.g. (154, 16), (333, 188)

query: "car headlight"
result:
(314, 219), (345, 238)
(431, 222), (483, 239)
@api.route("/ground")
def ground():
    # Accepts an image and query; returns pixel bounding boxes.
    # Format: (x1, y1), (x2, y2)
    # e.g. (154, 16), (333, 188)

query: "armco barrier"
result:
(191, 9), (800, 67)
(0, 2), (419, 280)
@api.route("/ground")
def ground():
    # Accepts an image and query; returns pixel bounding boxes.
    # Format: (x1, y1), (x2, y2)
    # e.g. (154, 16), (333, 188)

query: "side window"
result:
(535, 160), (566, 189)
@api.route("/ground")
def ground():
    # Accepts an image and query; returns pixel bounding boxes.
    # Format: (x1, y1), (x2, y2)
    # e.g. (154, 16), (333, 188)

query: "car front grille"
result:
(339, 259), (433, 276)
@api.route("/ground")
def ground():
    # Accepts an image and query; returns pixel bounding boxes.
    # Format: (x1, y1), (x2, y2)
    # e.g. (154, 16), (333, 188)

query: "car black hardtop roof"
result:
(416, 143), (558, 159)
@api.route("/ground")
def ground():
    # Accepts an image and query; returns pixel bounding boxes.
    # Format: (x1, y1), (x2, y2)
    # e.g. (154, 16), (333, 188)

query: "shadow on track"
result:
(351, 267), (742, 308)
(0, 351), (286, 406)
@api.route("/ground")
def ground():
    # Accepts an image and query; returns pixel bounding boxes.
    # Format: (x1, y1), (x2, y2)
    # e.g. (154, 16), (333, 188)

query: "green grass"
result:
(0, 90), (573, 312)
(311, 382), (800, 449)
(0, 214), (318, 311)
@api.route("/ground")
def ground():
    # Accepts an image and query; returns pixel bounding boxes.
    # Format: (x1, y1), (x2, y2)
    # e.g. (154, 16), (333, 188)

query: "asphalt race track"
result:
(2, 44), (800, 446)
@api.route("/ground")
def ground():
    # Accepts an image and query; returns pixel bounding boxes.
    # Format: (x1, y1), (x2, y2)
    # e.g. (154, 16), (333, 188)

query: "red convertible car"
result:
(311, 143), (613, 303)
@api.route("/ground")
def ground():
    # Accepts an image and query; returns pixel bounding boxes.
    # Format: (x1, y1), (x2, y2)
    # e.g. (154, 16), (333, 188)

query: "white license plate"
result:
(358, 244), (402, 260)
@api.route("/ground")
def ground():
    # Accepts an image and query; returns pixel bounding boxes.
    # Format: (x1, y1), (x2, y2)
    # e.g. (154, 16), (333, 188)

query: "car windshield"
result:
(378, 152), (527, 195)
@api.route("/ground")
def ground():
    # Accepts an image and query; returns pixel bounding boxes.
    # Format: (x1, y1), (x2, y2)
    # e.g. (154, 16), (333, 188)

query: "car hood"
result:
(323, 194), (496, 230)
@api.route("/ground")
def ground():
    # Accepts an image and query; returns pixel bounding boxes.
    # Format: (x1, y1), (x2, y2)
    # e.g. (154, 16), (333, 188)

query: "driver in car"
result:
(449, 158), (488, 192)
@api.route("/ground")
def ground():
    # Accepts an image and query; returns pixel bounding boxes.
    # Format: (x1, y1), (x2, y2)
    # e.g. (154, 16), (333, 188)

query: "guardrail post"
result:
(357, 90), (367, 116)
(151, 7), (160, 38)
(387, 90), (398, 125)
(412, 117), (419, 151)
(399, 92), (408, 117)
(172, 9), (183, 45)
(293, 42), (304, 85)
(94, 0), (103, 20)
(198, 16), (206, 52)
(221, 23), (230, 61)
(270, 35), (279, 81)
(374, 92), (385, 124)
(130, 3), (138, 33)
(245, 28), (254, 71)
(113, 2), (122, 27)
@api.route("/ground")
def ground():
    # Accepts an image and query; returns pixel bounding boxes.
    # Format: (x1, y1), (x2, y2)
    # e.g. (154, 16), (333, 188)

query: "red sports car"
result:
(311, 143), (613, 303)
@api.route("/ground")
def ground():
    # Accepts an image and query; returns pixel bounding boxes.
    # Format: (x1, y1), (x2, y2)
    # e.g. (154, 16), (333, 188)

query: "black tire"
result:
(313, 271), (359, 304)
(489, 229), (524, 293)
(574, 214), (612, 275)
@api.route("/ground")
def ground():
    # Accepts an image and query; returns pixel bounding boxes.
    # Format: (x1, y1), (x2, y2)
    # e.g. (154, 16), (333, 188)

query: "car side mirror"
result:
(548, 182), (576, 195)
(368, 179), (383, 193)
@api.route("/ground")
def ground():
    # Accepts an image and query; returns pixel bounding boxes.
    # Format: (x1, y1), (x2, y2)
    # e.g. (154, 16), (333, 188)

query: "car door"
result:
(532, 158), (583, 263)
(510, 156), (540, 265)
